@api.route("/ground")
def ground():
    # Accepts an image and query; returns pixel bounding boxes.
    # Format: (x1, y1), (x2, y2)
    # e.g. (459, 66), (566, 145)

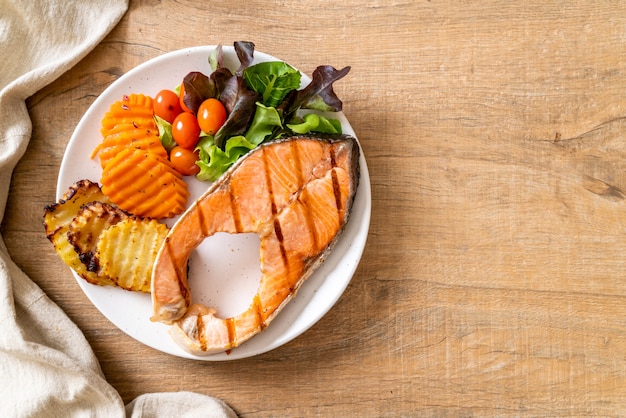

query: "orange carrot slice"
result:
(91, 123), (167, 168)
(100, 148), (189, 219)
(100, 94), (156, 138)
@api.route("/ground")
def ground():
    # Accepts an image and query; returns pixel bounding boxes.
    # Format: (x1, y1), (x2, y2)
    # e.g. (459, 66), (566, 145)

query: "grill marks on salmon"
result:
(151, 135), (360, 355)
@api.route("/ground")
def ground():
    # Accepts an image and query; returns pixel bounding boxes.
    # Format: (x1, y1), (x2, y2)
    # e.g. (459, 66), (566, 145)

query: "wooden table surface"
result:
(4, 0), (626, 416)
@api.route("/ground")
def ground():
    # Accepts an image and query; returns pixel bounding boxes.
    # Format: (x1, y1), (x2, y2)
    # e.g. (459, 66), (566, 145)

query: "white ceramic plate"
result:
(57, 46), (371, 360)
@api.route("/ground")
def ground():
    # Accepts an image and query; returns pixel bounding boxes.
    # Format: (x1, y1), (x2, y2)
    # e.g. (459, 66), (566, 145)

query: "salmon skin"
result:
(151, 134), (360, 355)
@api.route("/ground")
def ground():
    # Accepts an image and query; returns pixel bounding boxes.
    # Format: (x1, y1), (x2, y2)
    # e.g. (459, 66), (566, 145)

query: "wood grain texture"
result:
(4, 0), (626, 415)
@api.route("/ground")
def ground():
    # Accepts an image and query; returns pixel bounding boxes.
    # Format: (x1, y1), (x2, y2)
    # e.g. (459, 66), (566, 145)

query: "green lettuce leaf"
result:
(243, 61), (302, 108)
(196, 135), (257, 182)
(245, 102), (284, 146)
(154, 115), (176, 151)
(286, 113), (342, 135)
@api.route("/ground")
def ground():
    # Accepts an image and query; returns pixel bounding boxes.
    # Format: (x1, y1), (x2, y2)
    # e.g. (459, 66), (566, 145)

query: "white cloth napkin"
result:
(0, 1), (236, 416)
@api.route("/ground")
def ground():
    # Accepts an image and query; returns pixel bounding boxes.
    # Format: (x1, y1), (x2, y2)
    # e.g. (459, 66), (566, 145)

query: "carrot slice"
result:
(100, 94), (156, 138)
(91, 123), (167, 168)
(100, 148), (189, 219)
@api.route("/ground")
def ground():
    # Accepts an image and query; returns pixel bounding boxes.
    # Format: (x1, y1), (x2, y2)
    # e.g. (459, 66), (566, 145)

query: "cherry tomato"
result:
(169, 146), (200, 176)
(172, 112), (201, 149)
(178, 83), (193, 113)
(197, 98), (227, 135)
(153, 89), (182, 123)
(170, 146), (200, 176)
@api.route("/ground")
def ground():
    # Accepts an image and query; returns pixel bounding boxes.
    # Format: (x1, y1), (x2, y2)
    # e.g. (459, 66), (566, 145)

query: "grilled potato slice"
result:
(67, 201), (130, 275)
(94, 217), (169, 292)
(44, 179), (170, 292)
(43, 180), (114, 286)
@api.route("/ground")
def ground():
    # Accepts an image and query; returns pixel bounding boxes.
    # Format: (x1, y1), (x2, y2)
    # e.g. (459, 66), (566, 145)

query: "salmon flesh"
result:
(151, 135), (360, 355)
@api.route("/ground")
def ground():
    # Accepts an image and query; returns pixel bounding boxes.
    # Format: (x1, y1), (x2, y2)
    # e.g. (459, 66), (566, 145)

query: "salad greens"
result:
(169, 41), (351, 182)
(244, 61), (302, 107)
(287, 113), (342, 135)
(154, 115), (176, 151)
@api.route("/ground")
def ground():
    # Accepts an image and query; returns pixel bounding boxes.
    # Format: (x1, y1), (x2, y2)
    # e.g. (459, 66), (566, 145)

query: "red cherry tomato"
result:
(178, 83), (193, 113)
(169, 146), (200, 176)
(197, 98), (227, 135)
(153, 89), (182, 123)
(172, 112), (201, 149)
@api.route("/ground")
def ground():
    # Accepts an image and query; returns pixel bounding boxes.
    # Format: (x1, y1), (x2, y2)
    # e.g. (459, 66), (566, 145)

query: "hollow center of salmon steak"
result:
(187, 232), (261, 318)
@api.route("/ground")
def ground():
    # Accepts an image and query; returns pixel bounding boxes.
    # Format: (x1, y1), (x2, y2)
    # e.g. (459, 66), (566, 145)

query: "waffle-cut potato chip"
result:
(44, 179), (171, 293)
(95, 217), (169, 292)
(43, 179), (115, 286)
(67, 201), (130, 276)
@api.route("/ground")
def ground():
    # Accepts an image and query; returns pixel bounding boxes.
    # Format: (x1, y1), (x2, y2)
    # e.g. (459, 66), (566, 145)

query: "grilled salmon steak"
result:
(151, 135), (360, 355)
